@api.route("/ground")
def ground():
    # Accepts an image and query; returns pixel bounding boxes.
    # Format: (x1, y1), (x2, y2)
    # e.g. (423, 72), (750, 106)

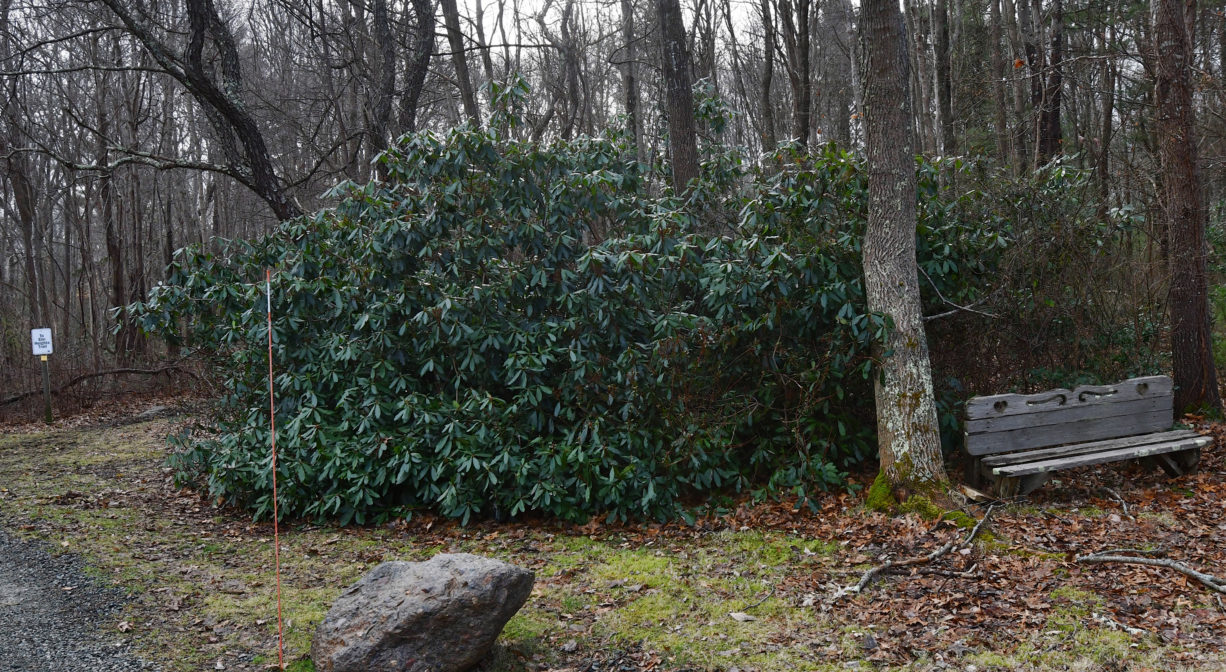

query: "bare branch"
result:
(1076, 551), (1226, 594)
(832, 505), (996, 601)
(1, 365), (195, 408)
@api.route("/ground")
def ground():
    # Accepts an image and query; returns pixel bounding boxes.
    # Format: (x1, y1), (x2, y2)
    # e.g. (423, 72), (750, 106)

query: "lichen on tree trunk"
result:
(860, 0), (950, 504)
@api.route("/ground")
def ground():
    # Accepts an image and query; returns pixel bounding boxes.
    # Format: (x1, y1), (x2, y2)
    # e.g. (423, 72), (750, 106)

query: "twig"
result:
(744, 586), (776, 611)
(964, 504), (997, 543)
(919, 267), (998, 322)
(907, 567), (980, 579)
(1076, 552), (1226, 594)
(1092, 612), (1148, 636)
(832, 505), (995, 601)
(1091, 547), (1166, 558)
(1100, 488), (1132, 519)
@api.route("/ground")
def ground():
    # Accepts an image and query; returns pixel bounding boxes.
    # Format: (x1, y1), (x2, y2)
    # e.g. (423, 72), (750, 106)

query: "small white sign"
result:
(31, 328), (53, 356)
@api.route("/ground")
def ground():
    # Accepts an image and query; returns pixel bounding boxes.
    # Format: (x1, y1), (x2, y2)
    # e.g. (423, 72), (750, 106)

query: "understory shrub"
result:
(131, 103), (1113, 523)
(924, 159), (1167, 397)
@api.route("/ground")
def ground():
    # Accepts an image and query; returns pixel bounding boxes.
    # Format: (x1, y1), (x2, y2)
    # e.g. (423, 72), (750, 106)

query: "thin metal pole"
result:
(41, 355), (52, 424)
(266, 269), (285, 668)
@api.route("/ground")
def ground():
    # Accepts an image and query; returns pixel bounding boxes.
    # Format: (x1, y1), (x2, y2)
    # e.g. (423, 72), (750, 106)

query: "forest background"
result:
(2, 0), (1225, 522)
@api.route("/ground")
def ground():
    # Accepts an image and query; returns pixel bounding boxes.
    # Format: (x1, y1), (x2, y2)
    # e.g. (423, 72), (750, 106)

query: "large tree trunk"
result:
(440, 0), (482, 127)
(369, 0), (396, 177)
(861, 0), (949, 501)
(401, 0), (435, 133)
(1154, 0), (1222, 416)
(655, 0), (700, 191)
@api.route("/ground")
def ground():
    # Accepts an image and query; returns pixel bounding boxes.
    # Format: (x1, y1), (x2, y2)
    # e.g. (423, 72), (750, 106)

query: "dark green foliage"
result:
(130, 112), (1002, 524)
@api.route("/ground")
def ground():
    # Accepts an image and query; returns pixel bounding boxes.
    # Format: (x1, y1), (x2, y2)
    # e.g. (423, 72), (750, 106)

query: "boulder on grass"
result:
(311, 553), (534, 672)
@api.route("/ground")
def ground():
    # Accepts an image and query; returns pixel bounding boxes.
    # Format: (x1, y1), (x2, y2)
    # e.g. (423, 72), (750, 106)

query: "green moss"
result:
(865, 471), (896, 512)
(718, 529), (835, 566)
(1049, 586), (1102, 614)
(590, 549), (672, 585)
(963, 650), (1015, 669)
(899, 494), (944, 519)
(899, 495), (982, 532)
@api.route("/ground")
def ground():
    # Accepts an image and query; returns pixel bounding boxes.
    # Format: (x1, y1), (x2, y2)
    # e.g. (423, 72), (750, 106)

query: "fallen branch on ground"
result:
(0, 364), (192, 407)
(1075, 550), (1226, 595)
(1100, 487), (1132, 519)
(831, 505), (996, 602)
(1092, 611), (1147, 636)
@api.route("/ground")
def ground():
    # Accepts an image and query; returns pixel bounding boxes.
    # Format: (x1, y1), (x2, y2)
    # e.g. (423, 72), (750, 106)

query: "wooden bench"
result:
(964, 375), (1211, 497)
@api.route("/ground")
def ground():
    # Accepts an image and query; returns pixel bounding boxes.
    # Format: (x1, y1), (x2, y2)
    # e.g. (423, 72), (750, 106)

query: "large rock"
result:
(311, 553), (535, 672)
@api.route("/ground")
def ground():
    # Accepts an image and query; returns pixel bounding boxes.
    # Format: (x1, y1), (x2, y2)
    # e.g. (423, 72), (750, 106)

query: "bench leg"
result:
(996, 473), (1050, 499)
(965, 456), (983, 489)
(1154, 448), (1201, 477)
(996, 477), (1019, 498)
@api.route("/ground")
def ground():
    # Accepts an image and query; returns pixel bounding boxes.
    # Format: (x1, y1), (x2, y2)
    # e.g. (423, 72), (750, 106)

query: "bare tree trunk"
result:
(861, 0), (950, 500)
(401, 0), (436, 132)
(10, 160), (42, 327)
(760, 0), (778, 153)
(1035, 0), (1063, 165)
(558, 0), (581, 138)
(101, 167), (126, 358)
(1096, 25), (1116, 218)
(904, 1), (934, 155)
(656, 0), (700, 191)
(721, 0), (753, 148)
(0, 0), (41, 328)
(778, 0), (813, 149)
(989, 0), (1010, 162)
(1000, 0), (1028, 170)
(933, 0), (955, 154)
(621, 0), (643, 161)
(846, 0), (863, 145)
(97, 0), (302, 221)
(440, 0), (482, 126)
(1154, 0), (1222, 415)
(370, 0), (397, 177)
(473, 0), (498, 86)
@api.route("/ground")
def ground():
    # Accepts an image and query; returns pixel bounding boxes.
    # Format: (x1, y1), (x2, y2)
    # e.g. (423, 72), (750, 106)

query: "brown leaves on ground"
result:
(3, 401), (1226, 670)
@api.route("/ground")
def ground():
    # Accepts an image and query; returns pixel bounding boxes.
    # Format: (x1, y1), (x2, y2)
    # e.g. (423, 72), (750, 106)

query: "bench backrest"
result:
(964, 375), (1174, 456)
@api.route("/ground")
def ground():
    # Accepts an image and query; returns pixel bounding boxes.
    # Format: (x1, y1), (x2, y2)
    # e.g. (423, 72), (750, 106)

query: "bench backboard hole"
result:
(993, 400), (1007, 413)
(1137, 383), (1149, 395)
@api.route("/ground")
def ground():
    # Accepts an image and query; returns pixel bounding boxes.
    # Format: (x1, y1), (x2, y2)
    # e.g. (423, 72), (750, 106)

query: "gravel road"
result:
(0, 527), (161, 672)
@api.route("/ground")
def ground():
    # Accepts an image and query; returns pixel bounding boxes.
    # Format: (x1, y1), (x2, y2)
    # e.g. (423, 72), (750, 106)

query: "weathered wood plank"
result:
(991, 435), (1212, 478)
(965, 395), (1170, 435)
(979, 429), (1203, 467)
(965, 376), (1172, 421)
(965, 409), (1174, 456)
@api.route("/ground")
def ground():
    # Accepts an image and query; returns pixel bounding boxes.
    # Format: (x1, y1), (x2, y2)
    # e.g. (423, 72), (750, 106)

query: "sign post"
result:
(31, 328), (53, 424)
